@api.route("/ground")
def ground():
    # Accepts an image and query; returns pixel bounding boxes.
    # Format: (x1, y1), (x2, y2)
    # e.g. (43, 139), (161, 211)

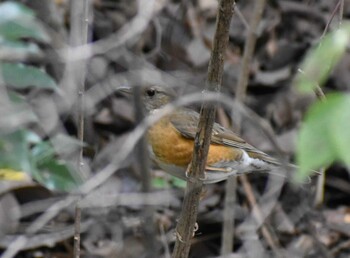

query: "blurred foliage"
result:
(1, 62), (58, 90)
(0, 1), (49, 42)
(0, 1), (81, 191)
(0, 39), (42, 55)
(295, 23), (350, 94)
(0, 168), (30, 180)
(0, 1), (56, 90)
(0, 130), (83, 191)
(152, 176), (186, 189)
(0, 132), (82, 192)
(295, 23), (350, 181)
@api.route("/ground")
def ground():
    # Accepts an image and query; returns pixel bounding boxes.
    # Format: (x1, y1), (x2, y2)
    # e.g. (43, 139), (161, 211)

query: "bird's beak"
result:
(116, 86), (133, 96)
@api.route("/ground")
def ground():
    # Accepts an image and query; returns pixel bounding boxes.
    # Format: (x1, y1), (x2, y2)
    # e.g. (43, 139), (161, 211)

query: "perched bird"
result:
(119, 85), (289, 184)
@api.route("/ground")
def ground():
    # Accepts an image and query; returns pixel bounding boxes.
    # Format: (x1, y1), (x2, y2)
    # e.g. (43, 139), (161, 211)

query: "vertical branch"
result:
(339, 0), (344, 27)
(75, 1), (90, 170)
(303, 71), (326, 208)
(222, 0), (266, 253)
(320, 0), (343, 39)
(73, 205), (81, 258)
(218, 106), (236, 255)
(69, 1), (91, 258)
(133, 85), (157, 258)
(221, 171), (237, 254)
(236, 0), (266, 100)
(239, 175), (283, 257)
(234, 0), (283, 256)
(172, 0), (234, 257)
(313, 0), (343, 207)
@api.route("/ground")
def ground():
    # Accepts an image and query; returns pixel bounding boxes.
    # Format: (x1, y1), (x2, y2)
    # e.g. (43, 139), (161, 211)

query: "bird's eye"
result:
(146, 89), (156, 97)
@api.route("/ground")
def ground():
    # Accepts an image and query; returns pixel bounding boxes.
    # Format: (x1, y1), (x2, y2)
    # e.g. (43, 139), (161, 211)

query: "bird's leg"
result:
(193, 222), (199, 237)
(174, 230), (185, 243)
(174, 222), (199, 242)
(200, 188), (207, 200)
(185, 163), (207, 182)
(184, 163), (207, 199)
(185, 163), (191, 179)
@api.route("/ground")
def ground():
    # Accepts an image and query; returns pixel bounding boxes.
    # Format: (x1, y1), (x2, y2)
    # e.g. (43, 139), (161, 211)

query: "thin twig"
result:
(172, 0), (234, 257)
(132, 85), (157, 257)
(339, 0), (344, 27)
(297, 69), (327, 207)
(331, 239), (350, 256)
(221, 176), (237, 255)
(160, 224), (172, 258)
(309, 81), (326, 208)
(239, 176), (284, 258)
(320, 0), (342, 40)
(230, 0), (281, 256)
(69, 0), (90, 257)
(314, 2), (344, 208)
(73, 205), (81, 258)
(60, 0), (156, 63)
(314, 85), (326, 100)
(218, 107), (236, 255)
(75, 0), (90, 170)
(234, 0), (284, 256)
(308, 1), (343, 208)
(235, 0), (266, 100)
(314, 167), (326, 207)
(233, 3), (250, 31)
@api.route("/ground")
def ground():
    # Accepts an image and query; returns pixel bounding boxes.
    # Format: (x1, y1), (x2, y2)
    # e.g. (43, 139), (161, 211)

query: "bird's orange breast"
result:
(147, 116), (243, 167)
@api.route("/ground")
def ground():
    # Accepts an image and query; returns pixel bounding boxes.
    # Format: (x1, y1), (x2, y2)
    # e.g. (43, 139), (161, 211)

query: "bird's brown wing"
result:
(170, 109), (280, 166)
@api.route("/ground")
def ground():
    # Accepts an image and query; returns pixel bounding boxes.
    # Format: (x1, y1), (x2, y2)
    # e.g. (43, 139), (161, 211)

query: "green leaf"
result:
(31, 137), (84, 191)
(0, 128), (83, 191)
(329, 95), (350, 165)
(295, 23), (350, 93)
(4, 91), (38, 129)
(31, 141), (55, 164)
(152, 176), (187, 189)
(0, 39), (42, 56)
(0, 62), (58, 90)
(7, 90), (26, 103)
(0, 130), (34, 174)
(296, 93), (350, 181)
(152, 177), (169, 189)
(35, 159), (83, 192)
(0, 2), (49, 42)
(32, 134), (86, 163)
(22, 130), (41, 144)
(0, 2), (34, 22)
(171, 176), (186, 188)
(0, 21), (49, 42)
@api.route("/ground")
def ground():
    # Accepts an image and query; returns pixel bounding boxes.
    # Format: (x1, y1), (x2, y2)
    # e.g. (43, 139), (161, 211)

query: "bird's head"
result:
(118, 85), (176, 112)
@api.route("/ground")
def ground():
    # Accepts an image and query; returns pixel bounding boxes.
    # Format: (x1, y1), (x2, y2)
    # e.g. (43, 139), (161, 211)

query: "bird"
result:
(119, 85), (291, 184)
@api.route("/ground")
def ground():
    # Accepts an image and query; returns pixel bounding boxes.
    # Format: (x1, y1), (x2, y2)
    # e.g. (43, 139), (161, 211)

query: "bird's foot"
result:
(185, 164), (206, 182)
(174, 223), (199, 242)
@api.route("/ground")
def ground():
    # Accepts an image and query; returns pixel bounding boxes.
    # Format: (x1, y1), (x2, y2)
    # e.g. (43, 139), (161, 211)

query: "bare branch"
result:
(236, 0), (266, 101)
(69, 0), (91, 257)
(132, 85), (157, 257)
(172, 0), (235, 257)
